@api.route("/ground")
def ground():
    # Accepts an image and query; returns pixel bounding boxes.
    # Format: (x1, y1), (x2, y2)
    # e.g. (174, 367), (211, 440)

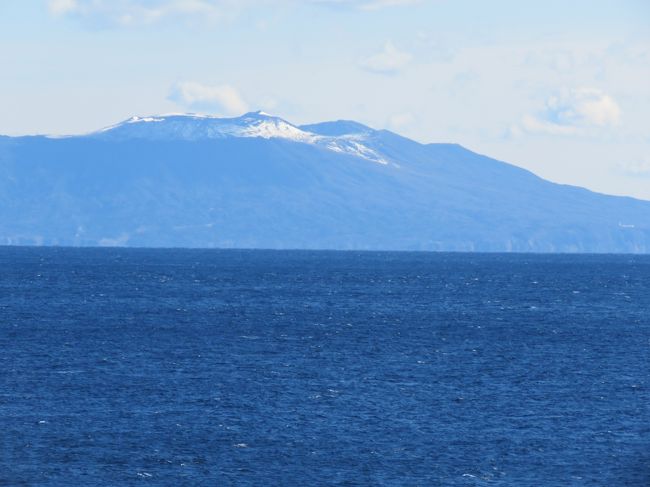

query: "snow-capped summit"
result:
(92, 111), (389, 165)
(95, 111), (313, 142)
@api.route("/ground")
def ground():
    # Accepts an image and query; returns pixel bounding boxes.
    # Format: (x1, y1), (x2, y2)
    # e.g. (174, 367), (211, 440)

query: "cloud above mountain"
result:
(168, 82), (249, 115)
(47, 0), (420, 25)
(313, 0), (421, 10)
(515, 88), (621, 136)
(360, 41), (413, 75)
(47, 0), (225, 25)
(618, 157), (650, 179)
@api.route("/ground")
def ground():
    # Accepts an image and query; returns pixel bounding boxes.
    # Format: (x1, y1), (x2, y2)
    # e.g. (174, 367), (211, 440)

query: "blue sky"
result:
(2, 0), (649, 199)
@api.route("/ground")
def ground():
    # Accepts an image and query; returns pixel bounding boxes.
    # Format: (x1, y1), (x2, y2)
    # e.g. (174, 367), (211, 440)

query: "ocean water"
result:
(1, 248), (649, 486)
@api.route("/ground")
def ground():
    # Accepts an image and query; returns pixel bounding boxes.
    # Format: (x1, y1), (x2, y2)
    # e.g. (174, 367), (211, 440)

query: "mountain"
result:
(0, 111), (648, 252)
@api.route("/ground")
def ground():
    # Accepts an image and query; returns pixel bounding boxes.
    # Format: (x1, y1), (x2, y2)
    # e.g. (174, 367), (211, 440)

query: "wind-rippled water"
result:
(1, 248), (649, 486)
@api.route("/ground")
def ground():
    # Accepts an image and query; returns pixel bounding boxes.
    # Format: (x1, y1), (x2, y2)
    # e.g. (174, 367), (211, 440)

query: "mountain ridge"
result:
(0, 111), (648, 252)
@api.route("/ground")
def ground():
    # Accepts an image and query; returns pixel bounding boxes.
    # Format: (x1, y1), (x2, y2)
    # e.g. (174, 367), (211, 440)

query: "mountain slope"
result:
(0, 112), (648, 252)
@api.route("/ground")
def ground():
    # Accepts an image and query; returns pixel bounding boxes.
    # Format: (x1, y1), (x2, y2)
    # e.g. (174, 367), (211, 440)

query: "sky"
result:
(1, 0), (649, 200)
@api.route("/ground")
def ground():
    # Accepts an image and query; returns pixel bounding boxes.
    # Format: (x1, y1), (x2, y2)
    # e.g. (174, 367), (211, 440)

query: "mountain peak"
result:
(93, 111), (314, 143)
(88, 112), (390, 165)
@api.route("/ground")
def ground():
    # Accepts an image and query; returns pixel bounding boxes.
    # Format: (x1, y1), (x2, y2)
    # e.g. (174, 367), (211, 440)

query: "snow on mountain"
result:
(3, 110), (650, 252)
(92, 111), (389, 165)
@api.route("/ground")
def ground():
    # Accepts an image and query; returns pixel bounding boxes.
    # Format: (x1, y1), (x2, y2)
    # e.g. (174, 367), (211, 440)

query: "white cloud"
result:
(258, 96), (280, 112)
(618, 157), (650, 179)
(516, 87), (621, 136)
(48, 0), (78, 15)
(359, 0), (420, 10)
(168, 82), (249, 115)
(388, 112), (415, 130)
(47, 0), (226, 25)
(360, 41), (412, 75)
(548, 88), (620, 126)
(517, 115), (579, 136)
(314, 0), (421, 9)
(47, 0), (421, 24)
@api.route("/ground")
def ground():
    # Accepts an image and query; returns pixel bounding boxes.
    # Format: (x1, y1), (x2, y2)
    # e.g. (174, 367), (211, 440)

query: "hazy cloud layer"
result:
(48, 0), (227, 25)
(360, 41), (413, 74)
(168, 82), (249, 115)
(618, 157), (650, 178)
(515, 88), (621, 136)
(48, 0), (420, 25)
(388, 112), (415, 130)
(313, 0), (421, 10)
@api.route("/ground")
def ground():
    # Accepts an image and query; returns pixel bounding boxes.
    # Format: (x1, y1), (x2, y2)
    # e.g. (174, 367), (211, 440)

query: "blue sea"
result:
(1, 248), (649, 486)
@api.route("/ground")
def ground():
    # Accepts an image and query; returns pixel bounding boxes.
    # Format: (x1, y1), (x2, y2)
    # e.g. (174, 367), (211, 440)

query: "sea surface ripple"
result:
(1, 248), (649, 486)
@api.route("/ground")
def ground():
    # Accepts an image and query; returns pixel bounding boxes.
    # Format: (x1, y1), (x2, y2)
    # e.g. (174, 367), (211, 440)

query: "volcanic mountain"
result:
(0, 111), (648, 252)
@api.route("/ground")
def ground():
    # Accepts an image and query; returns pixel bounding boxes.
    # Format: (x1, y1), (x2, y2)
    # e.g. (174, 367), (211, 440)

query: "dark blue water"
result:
(1, 248), (649, 486)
